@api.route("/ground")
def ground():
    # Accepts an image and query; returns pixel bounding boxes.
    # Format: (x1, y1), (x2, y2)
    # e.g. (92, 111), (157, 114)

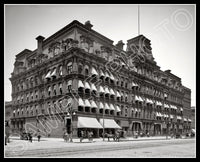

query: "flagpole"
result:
(138, 4), (140, 36)
(103, 104), (105, 141)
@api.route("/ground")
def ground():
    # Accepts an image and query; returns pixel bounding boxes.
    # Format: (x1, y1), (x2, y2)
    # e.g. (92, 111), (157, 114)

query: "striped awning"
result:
(105, 103), (110, 110)
(164, 104), (170, 108)
(45, 70), (51, 79)
(100, 70), (105, 77)
(135, 96), (143, 102)
(77, 117), (103, 128)
(115, 105), (121, 112)
(99, 102), (104, 109)
(91, 83), (97, 91)
(135, 95), (140, 101)
(109, 104), (115, 110)
(110, 89), (115, 96)
(132, 82), (137, 87)
(91, 67), (98, 76)
(99, 118), (121, 129)
(85, 99), (91, 107)
(78, 80), (84, 88)
(99, 86), (105, 93)
(116, 91), (121, 97)
(104, 87), (110, 94)
(78, 98), (85, 107)
(109, 73), (115, 80)
(51, 68), (57, 77)
(85, 82), (91, 90)
(146, 98), (153, 104)
(67, 80), (72, 86)
(105, 71), (110, 78)
(177, 116), (182, 120)
(90, 100), (98, 108)
(156, 101), (162, 106)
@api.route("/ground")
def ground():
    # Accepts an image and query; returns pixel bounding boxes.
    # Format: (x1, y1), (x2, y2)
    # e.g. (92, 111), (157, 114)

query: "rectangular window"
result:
(67, 65), (73, 74)
(68, 85), (72, 93)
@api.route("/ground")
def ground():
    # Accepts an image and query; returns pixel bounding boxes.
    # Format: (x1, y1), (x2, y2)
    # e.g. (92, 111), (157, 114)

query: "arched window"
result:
(67, 62), (73, 74)
(53, 84), (57, 95)
(59, 82), (63, 94)
(35, 90), (38, 99)
(84, 65), (89, 76)
(48, 86), (51, 97)
(47, 102), (51, 114)
(58, 65), (63, 76)
(78, 63), (83, 74)
(35, 76), (38, 85)
(30, 77), (34, 87)
(67, 80), (72, 93)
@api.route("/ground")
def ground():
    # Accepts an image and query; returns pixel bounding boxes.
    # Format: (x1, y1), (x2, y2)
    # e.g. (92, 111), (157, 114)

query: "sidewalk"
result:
(9, 135), (178, 143)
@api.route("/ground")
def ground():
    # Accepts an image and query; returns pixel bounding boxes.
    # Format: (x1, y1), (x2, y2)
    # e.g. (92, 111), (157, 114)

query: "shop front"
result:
(77, 116), (103, 138)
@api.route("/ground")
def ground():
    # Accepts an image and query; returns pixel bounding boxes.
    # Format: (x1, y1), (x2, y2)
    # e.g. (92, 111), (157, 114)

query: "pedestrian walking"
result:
(63, 131), (69, 142)
(28, 132), (33, 142)
(88, 131), (93, 142)
(37, 131), (41, 142)
(135, 131), (138, 138)
(80, 130), (85, 142)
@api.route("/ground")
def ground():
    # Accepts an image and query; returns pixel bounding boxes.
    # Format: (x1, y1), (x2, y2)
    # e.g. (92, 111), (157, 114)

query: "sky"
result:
(4, 4), (196, 106)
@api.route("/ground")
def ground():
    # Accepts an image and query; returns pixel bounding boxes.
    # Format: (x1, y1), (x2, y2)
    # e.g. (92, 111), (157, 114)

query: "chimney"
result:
(116, 40), (125, 50)
(85, 20), (93, 30)
(36, 35), (45, 55)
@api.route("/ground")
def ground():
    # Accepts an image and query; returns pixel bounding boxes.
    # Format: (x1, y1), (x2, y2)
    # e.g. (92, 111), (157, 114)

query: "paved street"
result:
(5, 136), (195, 158)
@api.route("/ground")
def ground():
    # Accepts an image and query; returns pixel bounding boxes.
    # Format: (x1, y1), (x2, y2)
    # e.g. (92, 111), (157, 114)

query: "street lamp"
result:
(65, 110), (76, 142)
(102, 103), (105, 141)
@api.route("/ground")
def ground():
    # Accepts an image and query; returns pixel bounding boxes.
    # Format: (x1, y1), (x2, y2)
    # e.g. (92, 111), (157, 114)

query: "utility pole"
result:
(138, 4), (140, 36)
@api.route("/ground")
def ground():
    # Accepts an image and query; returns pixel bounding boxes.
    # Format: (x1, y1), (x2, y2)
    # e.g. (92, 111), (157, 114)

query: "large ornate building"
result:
(9, 20), (192, 138)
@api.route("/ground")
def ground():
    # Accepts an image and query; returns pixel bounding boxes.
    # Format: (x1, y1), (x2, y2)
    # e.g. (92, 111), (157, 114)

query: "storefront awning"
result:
(77, 116), (103, 128)
(99, 118), (121, 129)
